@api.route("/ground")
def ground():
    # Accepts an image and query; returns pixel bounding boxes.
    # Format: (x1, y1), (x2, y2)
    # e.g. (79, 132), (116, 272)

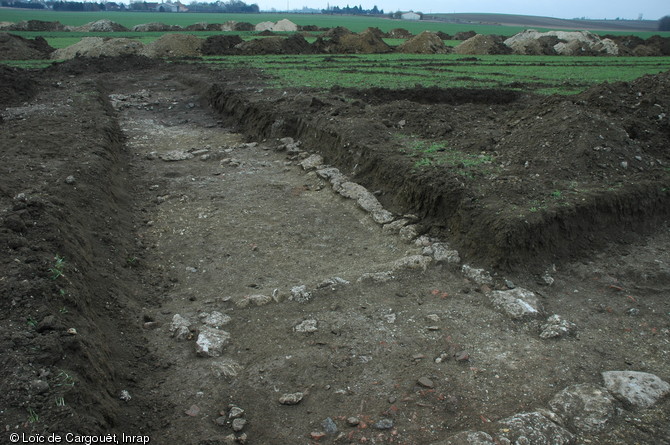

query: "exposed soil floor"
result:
(1, 58), (669, 444)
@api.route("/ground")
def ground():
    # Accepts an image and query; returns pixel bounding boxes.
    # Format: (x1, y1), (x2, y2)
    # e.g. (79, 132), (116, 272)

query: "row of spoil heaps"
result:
(2, 21), (670, 60)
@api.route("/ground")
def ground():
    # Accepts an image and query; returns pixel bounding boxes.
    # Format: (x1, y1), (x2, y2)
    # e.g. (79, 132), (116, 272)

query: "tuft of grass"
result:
(49, 255), (66, 280)
(27, 407), (39, 423)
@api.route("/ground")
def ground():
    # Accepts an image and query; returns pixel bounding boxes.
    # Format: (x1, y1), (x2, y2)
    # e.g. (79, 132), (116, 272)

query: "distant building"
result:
(401, 11), (421, 21)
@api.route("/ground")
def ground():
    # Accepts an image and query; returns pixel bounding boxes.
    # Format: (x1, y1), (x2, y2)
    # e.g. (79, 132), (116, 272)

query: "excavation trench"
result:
(2, 62), (669, 445)
(208, 84), (670, 271)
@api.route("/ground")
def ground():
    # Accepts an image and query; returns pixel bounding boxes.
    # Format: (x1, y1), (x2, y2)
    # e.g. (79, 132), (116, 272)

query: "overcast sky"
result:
(259, 0), (668, 20)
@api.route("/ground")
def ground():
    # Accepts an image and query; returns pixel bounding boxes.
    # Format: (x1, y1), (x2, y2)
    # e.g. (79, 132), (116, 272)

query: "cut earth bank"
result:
(1, 57), (669, 444)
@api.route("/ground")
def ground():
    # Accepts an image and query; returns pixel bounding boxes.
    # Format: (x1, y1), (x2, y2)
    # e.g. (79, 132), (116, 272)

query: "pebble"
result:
(418, 377), (434, 388)
(229, 406), (245, 418)
(373, 418), (394, 430)
(310, 432), (326, 440)
(322, 417), (338, 434)
(184, 405), (200, 416)
(279, 392), (304, 405)
(347, 417), (360, 426)
(232, 418), (247, 432)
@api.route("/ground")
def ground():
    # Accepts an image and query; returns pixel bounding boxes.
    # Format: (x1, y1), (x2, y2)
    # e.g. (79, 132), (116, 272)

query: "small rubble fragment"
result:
(539, 314), (576, 339)
(195, 326), (230, 357)
(200, 311), (232, 328)
(170, 314), (192, 341)
(461, 264), (493, 285)
(211, 359), (243, 378)
(373, 418), (394, 430)
(489, 288), (542, 320)
(294, 319), (318, 333)
(160, 150), (194, 161)
(236, 294), (272, 307)
(279, 392), (304, 405)
(299, 154), (323, 170)
(602, 370), (670, 408)
(497, 411), (574, 444)
(290, 285), (312, 303)
(549, 383), (616, 433)
(392, 255), (432, 271)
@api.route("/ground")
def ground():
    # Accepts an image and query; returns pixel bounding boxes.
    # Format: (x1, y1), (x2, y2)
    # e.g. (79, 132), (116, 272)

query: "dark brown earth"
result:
(1, 56), (669, 445)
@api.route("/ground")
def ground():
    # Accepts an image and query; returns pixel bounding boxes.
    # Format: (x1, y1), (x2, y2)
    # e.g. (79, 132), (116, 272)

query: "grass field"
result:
(203, 53), (670, 94)
(3, 9), (670, 36)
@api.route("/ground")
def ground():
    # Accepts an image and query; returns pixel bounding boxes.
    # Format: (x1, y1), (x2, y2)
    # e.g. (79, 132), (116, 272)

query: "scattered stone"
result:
(279, 392), (304, 405)
(65, 175), (76, 184)
(195, 326), (230, 357)
(435, 352), (450, 364)
(453, 351), (470, 362)
(357, 271), (394, 283)
(232, 418), (247, 432)
(28, 379), (49, 394)
(426, 314), (440, 322)
(316, 167), (346, 185)
(160, 150), (194, 161)
(497, 411), (574, 444)
(299, 154), (324, 170)
(66, 327), (78, 335)
(602, 370), (670, 408)
(398, 224), (419, 242)
(201, 311), (232, 328)
(211, 359), (243, 378)
(442, 430), (495, 445)
(229, 406), (245, 418)
(489, 288), (543, 320)
(290, 285), (312, 303)
(373, 418), (394, 430)
(461, 265), (493, 285)
(322, 417), (338, 434)
(317, 277), (350, 288)
(309, 432), (326, 441)
(185, 404), (200, 416)
(418, 377), (434, 388)
(236, 294), (272, 307)
(170, 314), (192, 340)
(371, 209), (395, 224)
(539, 314), (576, 339)
(215, 416), (227, 426)
(431, 243), (461, 264)
(294, 319), (318, 333)
(549, 383), (616, 433)
(392, 255), (432, 271)
(347, 417), (360, 426)
(382, 218), (409, 234)
(119, 389), (131, 402)
(383, 313), (396, 323)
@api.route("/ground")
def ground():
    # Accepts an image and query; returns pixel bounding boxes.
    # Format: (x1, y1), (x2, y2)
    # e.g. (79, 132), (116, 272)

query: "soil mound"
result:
(185, 22), (223, 31)
(607, 35), (670, 56)
(201, 34), (244, 55)
(131, 22), (182, 32)
(8, 20), (66, 31)
(73, 19), (129, 32)
(234, 22), (255, 31)
(322, 26), (352, 38)
(454, 34), (512, 55)
(328, 28), (393, 54)
(436, 31), (453, 40)
(454, 30), (476, 40)
(0, 65), (37, 107)
(0, 32), (54, 60)
(141, 33), (202, 58)
(274, 18), (298, 32)
(397, 31), (451, 54)
(387, 28), (412, 39)
(47, 54), (165, 75)
(505, 30), (619, 55)
(235, 34), (314, 55)
(52, 37), (144, 60)
(255, 21), (274, 31)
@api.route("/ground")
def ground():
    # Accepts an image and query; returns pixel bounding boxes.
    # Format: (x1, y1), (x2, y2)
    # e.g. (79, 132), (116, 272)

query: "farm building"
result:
(401, 11), (421, 21)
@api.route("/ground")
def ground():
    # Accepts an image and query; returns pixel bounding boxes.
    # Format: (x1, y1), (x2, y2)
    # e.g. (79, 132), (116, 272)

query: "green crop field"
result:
(203, 53), (670, 95)
(3, 8), (669, 36)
